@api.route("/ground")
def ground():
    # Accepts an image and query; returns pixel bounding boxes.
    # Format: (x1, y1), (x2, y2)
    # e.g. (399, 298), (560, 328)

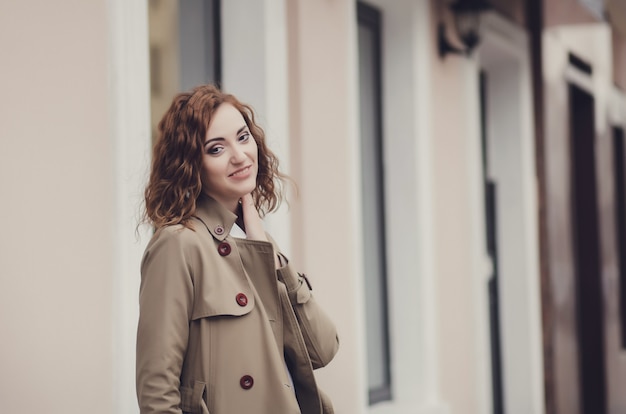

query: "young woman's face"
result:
(201, 103), (258, 211)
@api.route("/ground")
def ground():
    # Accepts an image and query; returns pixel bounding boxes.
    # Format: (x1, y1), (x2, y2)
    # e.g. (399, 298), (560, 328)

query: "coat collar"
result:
(193, 193), (238, 241)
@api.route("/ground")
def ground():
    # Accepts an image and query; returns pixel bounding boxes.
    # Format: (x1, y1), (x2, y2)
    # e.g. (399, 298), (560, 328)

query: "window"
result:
(148, 0), (221, 140)
(357, 1), (392, 405)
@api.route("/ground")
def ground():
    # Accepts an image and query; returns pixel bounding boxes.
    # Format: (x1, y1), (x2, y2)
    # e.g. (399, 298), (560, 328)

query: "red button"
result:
(240, 375), (254, 390)
(218, 242), (231, 256)
(215, 225), (224, 235)
(236, 293), (248, 307)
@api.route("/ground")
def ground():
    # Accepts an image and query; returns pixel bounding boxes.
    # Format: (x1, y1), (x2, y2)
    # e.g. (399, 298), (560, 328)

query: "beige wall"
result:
(286, 1), (368, 412)
(430, 57), (485, 413)
(0, 1), (115, 413)
(0, 1), (556, 413)
(431, 2), (490, 413)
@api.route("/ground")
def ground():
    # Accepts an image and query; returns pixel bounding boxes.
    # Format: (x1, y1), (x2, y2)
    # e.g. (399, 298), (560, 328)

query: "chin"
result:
(245, 175), (258, 191)
(234, 182), (256, 198)
(243, 183), (257, 195)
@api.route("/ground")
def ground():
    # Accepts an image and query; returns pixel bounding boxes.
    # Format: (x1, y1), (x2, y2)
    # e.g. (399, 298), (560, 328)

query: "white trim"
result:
(107, 0), (151, 412)
(345, 1), (369, 413)
(261, 0), (291, 252)
(610, 85), (626, 128)
(359, 0), (448, 413)
(221, 0), (291, 253)
(463, 55), (494, 414)
(346, 3), (372, 413)
(412, 1), (449, 410)
(478, 11), (545, 414)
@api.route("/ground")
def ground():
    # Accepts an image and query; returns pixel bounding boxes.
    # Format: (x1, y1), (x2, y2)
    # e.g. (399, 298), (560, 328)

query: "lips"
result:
(229, 165), (252, 177)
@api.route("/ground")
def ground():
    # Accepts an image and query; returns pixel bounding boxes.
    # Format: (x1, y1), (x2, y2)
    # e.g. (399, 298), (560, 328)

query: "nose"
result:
(230, 145), (247, 164)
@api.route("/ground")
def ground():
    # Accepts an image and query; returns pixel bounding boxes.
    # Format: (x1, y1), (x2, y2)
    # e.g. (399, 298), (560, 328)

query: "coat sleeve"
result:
(136, 227), (195, 414)
(275, 253), (340, 369)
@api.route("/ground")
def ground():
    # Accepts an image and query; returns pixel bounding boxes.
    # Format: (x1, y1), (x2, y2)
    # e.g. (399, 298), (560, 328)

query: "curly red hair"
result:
(144, 84), (286, 229)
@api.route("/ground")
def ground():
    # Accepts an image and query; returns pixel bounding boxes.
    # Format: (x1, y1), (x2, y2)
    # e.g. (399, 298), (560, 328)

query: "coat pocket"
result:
(180, 381), (210, 414)
(191, 286), (255, 320)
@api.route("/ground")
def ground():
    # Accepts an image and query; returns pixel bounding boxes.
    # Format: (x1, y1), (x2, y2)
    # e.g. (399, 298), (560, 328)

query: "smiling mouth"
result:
(229, 165), (251, 177)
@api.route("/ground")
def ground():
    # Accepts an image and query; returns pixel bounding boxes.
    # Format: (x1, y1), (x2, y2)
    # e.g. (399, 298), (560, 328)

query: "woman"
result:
(136, 84), (339, 414)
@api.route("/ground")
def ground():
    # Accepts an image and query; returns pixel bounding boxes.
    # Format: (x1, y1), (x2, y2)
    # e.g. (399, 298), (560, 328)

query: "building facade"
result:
(1, 0), (626, 413)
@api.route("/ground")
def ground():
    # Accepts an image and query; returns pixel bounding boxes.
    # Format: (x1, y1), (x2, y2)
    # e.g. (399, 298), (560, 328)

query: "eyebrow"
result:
(204, 125), (249, 146)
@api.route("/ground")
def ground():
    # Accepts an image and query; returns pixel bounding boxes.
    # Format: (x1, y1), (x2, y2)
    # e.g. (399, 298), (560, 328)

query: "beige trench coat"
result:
(136, 194), (339, 414)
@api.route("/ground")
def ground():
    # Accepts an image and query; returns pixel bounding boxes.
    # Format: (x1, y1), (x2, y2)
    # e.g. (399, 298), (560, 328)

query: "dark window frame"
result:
(211, 0), (222, 87)
(479, 70), (506, 414)
(612, 126), (626, 348)
(357, 1), (392, 405)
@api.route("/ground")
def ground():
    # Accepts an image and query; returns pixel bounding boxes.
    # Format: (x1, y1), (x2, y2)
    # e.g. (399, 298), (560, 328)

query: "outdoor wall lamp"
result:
(439, 0), (491, 58)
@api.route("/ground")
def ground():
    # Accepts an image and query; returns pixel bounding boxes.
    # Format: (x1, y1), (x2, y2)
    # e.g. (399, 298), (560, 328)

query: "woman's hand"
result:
(241, 193), (281, 268)
(240, 193), (268, 242)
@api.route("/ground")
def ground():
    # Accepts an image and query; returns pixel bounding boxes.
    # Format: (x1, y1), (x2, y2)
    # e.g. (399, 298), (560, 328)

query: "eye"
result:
(207, 145), (224, 155)
(238, 132), (251, 143)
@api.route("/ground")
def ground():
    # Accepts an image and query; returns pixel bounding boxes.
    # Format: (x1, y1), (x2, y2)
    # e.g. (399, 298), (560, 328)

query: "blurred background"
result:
(2, 0), (626, 413)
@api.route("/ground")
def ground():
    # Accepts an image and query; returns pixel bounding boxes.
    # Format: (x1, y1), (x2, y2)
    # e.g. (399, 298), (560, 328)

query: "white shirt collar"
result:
(229, 222), (247, 239)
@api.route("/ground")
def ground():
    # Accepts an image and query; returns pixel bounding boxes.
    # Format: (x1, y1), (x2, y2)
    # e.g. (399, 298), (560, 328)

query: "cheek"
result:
(252, 142), (260, 161)
(200, 157), (219, 185)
